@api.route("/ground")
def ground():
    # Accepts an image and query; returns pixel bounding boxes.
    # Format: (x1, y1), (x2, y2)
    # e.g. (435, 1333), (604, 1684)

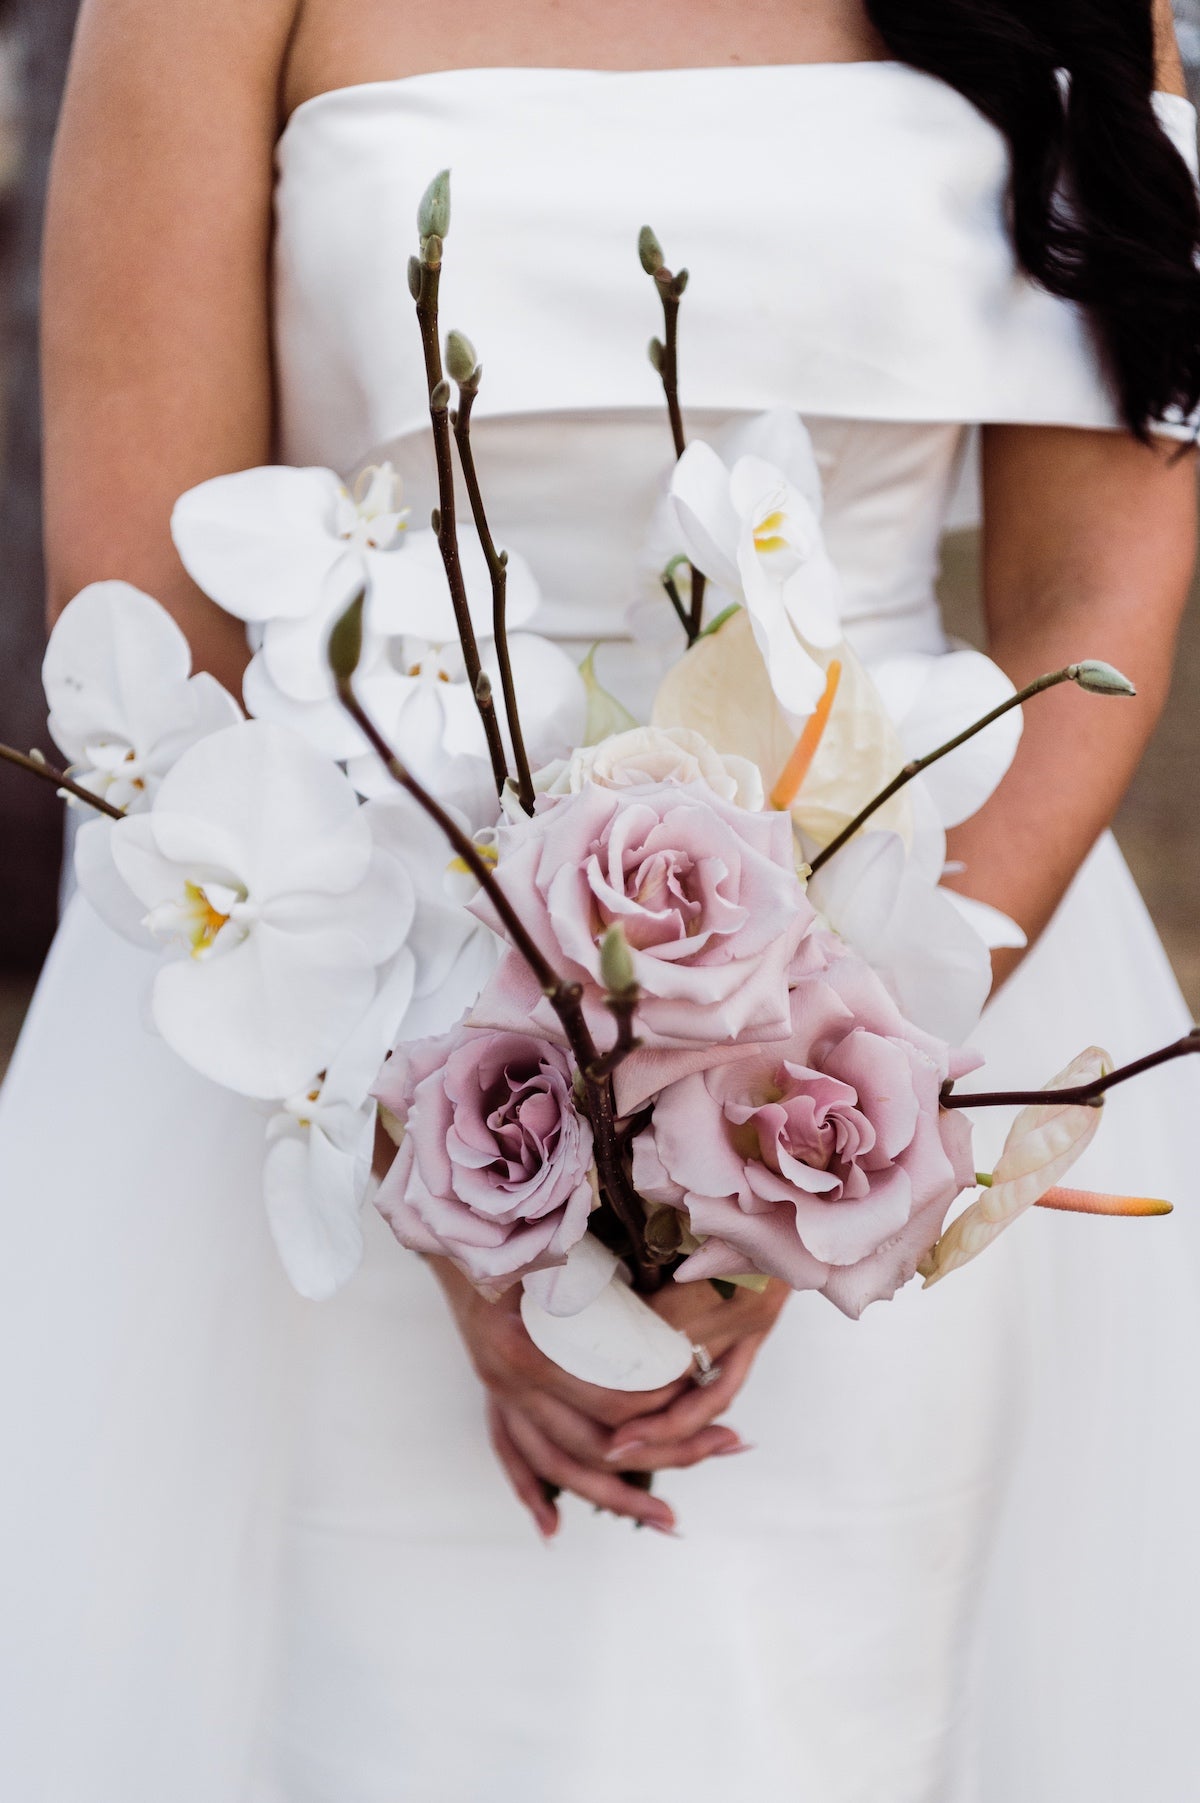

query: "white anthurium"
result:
(108, 719), (417, 1099)
(670, 440), (842, 717)
(521, 1236), (696, 1391)
(364, 793), (501, 1036)
(807, 830), (995, 1043)
(171, 462), (409, 633)
(43, 581), (240, 810)
(263, 951), (417, 1302)
(653, 606), (912, 848)
(869, 649), (1023, 830)
(922, 1047), (1110, 1286)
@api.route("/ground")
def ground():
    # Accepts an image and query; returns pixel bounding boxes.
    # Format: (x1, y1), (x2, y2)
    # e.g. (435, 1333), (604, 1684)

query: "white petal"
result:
(323, 950), (418, 1108)
(945, 891), (1027, 952)
(521, 1233), (618, 1317)
(45, 582), (192, 760)
(171, 466), (347, 623)
(258, 553), (365, 703)
(490, 634), (588, 770)
(262, 1123), (367, 1301)
(717, 408), (824, 515)
(736, 543), (828, 716)
(520, 1273), (696, 1391)
(242, 651), (369, 759)
(367, 527), (541, 641)
(668, 441), (743, 593)
(871, 650), (1022, 828)
(73, 817), (158, 946)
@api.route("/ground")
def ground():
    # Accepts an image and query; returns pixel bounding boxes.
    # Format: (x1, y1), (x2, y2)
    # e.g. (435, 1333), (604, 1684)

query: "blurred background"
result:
(2, 3), (1200, 1076)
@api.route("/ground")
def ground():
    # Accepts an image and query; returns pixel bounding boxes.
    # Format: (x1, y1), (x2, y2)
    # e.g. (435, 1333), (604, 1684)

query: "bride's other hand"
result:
(432, 1258), (749, 1535)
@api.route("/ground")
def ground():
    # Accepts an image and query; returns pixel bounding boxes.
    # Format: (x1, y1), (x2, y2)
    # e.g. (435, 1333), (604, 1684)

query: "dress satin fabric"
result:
(2, 63), (1200, 1803)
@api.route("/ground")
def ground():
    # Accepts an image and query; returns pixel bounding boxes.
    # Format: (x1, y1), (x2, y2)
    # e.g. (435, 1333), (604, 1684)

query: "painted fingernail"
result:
(647, 1519), (684, 1539)
(605, 1440), (646, 1463)
(716, 1439), (755, 1457)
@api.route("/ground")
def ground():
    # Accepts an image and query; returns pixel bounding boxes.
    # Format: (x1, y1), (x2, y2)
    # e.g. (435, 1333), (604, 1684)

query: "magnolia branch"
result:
(0, 743), (124, 821)
(942, 1027), (1200, 1111)
(808, 661), (1137, 878)
(410, 174), (510, 797)
(447, 336), (537, 815)
(639, 225), (708, 643)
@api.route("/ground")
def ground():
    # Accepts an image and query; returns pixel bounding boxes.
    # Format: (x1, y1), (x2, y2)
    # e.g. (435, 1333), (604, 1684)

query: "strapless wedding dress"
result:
(3, 63), (1200, 1803)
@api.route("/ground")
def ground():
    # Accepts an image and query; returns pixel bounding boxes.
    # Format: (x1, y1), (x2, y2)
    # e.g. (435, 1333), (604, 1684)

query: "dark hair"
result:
(864, 0), (1200, 439)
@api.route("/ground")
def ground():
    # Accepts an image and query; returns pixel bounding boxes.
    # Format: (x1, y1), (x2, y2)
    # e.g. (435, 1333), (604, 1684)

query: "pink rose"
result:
(374, 1025), (594, 1290)
(631, 940), (977, 1317)
(470, 780), (815, 1049)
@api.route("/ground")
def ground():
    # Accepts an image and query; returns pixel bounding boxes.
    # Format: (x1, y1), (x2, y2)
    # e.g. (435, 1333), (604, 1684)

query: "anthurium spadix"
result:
(921, 1046), (1111, 1286)
(108, 719), (417, 1099)
(669, 439), (842, 716)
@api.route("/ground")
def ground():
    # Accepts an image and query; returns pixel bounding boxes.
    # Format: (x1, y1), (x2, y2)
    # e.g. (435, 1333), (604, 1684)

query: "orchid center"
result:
(146, 878), (250, 961)
(79, 737), (150, 809)
(335, 462), (409, 552)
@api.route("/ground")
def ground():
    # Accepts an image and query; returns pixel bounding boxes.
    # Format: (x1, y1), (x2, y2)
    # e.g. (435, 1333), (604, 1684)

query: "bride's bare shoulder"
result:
(65, 0), (302, 130)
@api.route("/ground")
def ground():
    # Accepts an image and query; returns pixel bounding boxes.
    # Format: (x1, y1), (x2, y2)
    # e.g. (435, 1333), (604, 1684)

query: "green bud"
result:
(429, 378), (451, 411)
(445, 328), (479, 386)
(417, 169), (451, 241)
(1071, 660), (1137, 697)
(638, 225), (664, 276)
(648, 336), (665, 374)
(421, 233), (444, 269)
(474, 670), (493, 705)
(672, 267), (689, 298)
(431, 507), (441, 533)
(407, 256), (423, 301)
(326, 588), (366, 682)
(498, 548), (509, 568)
(600, 922), (638, 996)
(644, 1207), (683, 1261)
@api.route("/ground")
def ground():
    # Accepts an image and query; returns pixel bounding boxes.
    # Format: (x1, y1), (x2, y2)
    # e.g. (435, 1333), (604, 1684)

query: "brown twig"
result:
(450, 368), (536, 814)
(0, 742), (124, 821)
(941, 1028), (1200, 1111)
(410, 205), (509, 798)
(639, 227), (707, 643)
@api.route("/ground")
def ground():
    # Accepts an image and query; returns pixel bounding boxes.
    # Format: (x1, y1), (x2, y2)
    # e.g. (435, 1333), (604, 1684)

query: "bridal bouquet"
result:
(6, 174), (1186, 1391)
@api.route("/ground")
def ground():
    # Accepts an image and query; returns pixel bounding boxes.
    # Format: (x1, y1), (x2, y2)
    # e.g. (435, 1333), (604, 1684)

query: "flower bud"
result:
(326, 588), (366, 682)
(474, 670), (493, 705)
(644, 1206), (684, 1261)
(431, 507), (442, 534)
(600, 922), (638, 996)
(407, 256), (423, 301)
(648, 336), (665, 374)
(429, 378), (451, 412)
(1071, 660), (1137, 697)
(638, 225), (664, 275)
(421, 233), (444, 270)
(672, 267), (690, 298)
(445, 329), (480, 386)
(417, 169), (451, 241)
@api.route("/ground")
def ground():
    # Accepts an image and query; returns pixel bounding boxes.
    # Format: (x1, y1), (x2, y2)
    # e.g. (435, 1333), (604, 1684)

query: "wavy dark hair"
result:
(865, 0), (1200, 439)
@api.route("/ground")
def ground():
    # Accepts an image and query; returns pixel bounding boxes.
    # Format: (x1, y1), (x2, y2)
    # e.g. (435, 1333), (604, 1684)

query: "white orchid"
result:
(669, 431), (841, 716)
(263, 954), (417, 1302)
(43, 582), (240, 810)
(870, 648), (1023, 833)
(107, 719), (416, 1099)
(921, 1046), (1111, 1285)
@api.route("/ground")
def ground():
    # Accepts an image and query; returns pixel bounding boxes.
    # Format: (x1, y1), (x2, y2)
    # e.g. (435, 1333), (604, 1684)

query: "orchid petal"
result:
(171, 465), (348, 623)
(521, 1232), (617, 1317)
(871, 650), (1022, 829)
(520, 1272), (695, 1390)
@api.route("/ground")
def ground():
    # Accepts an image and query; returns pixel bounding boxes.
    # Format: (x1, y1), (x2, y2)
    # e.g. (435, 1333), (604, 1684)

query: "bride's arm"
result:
(41, 0), (300, 694)
(945, 423), (1195, 983)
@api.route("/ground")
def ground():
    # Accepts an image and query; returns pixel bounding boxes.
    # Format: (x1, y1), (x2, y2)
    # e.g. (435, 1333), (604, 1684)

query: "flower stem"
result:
(808, 666), (1090, 878)
(941, 1028), (1200, 1110)
(413, 259), (510, 797)
(0, 743), (124, 821)
(334, 674), (660, 1287)
(640, 233), (707, 643)
(451, 379), (536, 814)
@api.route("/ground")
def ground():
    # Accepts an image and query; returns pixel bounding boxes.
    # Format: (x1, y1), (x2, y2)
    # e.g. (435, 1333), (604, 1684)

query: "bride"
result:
(3, 0), (1200, 1797)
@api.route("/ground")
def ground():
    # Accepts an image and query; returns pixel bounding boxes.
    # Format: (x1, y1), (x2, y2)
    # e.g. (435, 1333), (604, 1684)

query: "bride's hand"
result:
(600, 1279), (790, 1472)
(432, 1257), (749, 1537)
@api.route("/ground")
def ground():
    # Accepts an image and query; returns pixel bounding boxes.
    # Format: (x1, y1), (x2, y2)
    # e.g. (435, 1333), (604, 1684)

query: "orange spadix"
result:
(770, 659), (842, 812)
(1035, 1186), (1173, 1217)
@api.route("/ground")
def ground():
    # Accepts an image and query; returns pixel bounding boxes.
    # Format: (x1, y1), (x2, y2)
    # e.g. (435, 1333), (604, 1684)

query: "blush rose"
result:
(631, 939), (978, 1317)
(374, 1024), (594, 1291)
(470, 779), (815, 1049)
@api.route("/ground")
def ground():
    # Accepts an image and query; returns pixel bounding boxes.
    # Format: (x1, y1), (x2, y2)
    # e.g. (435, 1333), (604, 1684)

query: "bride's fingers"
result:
(523, 1389), (744, 1473)
(502, 1404), (680, 1534)
(486, 1399), (560, 1540)
(605, 1334), (765, 1461)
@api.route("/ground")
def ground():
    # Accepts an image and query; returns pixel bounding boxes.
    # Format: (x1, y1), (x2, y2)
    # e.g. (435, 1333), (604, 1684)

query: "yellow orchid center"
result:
(753, 509), (790, 556)
(182, 881), (231, 959)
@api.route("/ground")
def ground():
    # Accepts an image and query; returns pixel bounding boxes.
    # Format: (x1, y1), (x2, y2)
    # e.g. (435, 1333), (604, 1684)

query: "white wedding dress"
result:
(3, 62), (1200, 1803)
